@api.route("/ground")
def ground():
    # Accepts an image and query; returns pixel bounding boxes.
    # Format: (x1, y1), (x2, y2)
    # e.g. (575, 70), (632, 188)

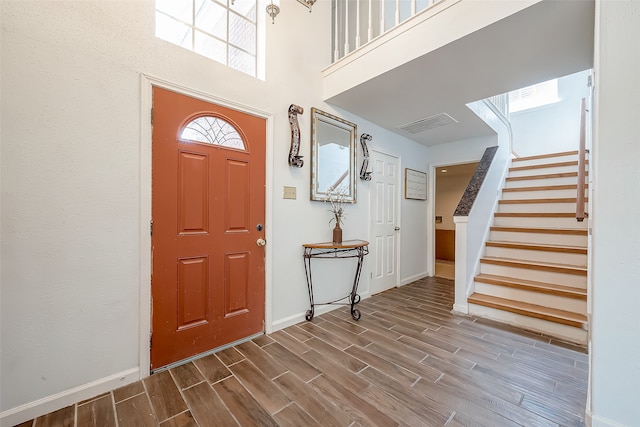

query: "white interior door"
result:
(370, 150), (400, 295)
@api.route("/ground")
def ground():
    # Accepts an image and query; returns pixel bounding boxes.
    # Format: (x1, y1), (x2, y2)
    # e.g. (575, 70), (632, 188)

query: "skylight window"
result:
(155, 0), (265, 80)
(509, 79), (560, 113)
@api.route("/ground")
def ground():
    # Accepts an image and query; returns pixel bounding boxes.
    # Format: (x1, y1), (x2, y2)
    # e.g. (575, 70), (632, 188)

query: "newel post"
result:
(452, 215), (470, 315)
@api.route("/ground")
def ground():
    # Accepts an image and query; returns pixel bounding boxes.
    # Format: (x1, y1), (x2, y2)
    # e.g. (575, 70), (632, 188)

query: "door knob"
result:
(394, 227), (400, 231)
(256, 238), (266, 246)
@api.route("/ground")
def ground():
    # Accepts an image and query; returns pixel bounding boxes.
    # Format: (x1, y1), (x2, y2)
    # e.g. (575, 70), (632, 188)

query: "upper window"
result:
(155, 0), (264, 80)
(180, 116), (246, 150)
(509, 79), (560, 113)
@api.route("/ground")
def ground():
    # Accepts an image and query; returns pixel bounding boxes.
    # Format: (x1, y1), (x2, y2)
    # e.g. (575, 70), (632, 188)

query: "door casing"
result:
(138, 74), (274, 378)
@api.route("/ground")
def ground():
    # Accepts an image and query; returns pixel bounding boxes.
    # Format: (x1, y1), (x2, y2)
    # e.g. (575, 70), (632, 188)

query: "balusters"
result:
(333, 0), (430, 62)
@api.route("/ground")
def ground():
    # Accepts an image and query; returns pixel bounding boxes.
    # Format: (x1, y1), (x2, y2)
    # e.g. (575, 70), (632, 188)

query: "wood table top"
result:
(302, 239), (369, 249)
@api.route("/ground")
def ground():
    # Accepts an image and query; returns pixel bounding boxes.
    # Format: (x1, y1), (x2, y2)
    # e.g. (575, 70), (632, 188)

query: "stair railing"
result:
(331, 0), (446, 62)
(487, 93), (510, 119)
(576, 98), (587, 222)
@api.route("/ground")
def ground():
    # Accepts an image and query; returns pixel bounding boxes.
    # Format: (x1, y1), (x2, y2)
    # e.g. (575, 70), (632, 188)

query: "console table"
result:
(302, 239), (369, 321)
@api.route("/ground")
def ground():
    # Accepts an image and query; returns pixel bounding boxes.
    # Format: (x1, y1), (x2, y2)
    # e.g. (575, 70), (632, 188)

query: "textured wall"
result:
(590, 1), (640, 425)
(0, 0), (431, 417)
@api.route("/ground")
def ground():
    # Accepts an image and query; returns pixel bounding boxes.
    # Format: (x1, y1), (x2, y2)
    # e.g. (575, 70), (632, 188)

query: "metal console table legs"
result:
(302, 240), (369, 321)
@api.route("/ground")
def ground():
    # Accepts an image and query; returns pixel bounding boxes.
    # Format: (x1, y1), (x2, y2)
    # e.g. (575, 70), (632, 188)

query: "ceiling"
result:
(325, 0), (595, 147)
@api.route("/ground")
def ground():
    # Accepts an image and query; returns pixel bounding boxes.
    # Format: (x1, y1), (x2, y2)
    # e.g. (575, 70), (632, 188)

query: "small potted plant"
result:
(327, 186), (348, 244)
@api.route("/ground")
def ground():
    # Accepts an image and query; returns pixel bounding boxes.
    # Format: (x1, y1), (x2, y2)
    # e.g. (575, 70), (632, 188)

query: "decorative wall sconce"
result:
(266, 0), (317, 24)
(288, 104), (304, 167)
(359, 133), (372, 181)
(266, 0), (280, 23)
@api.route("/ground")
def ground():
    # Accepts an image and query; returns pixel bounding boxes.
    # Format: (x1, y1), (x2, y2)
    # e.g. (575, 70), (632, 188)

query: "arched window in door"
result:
(180, 116), (245, 150)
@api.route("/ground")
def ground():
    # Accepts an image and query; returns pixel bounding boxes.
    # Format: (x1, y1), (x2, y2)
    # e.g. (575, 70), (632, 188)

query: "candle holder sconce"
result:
(359, 133), (372, 181)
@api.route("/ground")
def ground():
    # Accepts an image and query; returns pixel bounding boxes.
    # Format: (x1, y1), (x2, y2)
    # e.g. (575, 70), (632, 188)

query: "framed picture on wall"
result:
(405, 168), (427, 200)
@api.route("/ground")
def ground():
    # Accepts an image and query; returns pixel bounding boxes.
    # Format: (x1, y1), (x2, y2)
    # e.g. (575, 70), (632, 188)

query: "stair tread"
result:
(474, 151), (590, 333)
(509, 160), (584, 172)
(468, 293), (587, 327)
(474, 273), (587, 298)
(490, 226), (588, 235)
(506, 172), (586, 181)
(485, 240), (587, 253)
(502, 184), (588, 192)
(494, 212), (582, 217)
(512, 151), (579, 162)
(481, 256), (587, 274)
(499, 197), (582, 204)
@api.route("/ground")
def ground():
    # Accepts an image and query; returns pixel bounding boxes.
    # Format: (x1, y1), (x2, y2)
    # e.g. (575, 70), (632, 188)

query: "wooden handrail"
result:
(576, 98), (587, 222)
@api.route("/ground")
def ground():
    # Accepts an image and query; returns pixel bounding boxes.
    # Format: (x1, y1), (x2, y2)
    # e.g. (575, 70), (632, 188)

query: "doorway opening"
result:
(434, 162), (478, 280)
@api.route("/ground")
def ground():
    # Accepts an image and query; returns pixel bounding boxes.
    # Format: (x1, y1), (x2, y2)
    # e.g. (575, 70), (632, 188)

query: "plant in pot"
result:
(327, 187), (349, 244)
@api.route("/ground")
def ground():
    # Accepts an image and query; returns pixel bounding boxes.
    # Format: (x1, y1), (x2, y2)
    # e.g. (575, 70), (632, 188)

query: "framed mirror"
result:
(310, 108), (357, 202)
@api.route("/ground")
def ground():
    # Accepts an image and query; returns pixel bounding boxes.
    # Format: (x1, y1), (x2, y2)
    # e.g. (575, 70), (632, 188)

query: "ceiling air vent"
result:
(397, 113), (458, 134)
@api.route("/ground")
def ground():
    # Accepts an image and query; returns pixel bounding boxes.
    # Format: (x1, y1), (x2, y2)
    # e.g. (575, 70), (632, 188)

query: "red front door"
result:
(151, 87), (266, 369)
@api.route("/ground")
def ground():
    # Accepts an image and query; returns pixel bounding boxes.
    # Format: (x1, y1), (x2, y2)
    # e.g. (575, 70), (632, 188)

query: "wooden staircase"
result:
(467, 150), (588, 344)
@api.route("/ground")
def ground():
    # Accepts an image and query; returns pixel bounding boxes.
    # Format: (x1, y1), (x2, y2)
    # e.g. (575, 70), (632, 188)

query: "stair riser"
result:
(467, 304), (587, 345)
(498, 202), (585, 214)
(511, 154), (579, 168)
(501, 189), (585, 200)
(484, 246), (587, 266)
(479, 263), (587, 287)
(493, 216), (588, 229)
(505, 176), (582, 188)
(474, 151), (590, 345)
(509, 165), (579, 178)
(489, 230), (588, 246)
(474, 282), (586, 314)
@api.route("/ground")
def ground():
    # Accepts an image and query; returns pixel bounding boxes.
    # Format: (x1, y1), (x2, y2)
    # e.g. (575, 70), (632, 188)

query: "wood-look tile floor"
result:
(19, 277), (588, 427)
(434, 260), (455, 280)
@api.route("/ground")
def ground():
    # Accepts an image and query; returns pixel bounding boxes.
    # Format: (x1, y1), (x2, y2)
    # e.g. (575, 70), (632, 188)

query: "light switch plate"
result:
(283, 186), (297, 200)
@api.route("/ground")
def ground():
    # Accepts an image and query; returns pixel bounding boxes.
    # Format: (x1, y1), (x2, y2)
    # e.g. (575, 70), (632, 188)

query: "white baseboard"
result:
(1, 367), (139, 427)
(400, 272), (429, 286)
(271, 294), (371, 332)
(271, 311), (306, 332)
(452, 303), (469, 315)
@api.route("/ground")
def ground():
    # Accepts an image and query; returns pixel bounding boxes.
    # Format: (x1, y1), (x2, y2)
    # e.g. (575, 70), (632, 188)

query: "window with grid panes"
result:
(509, 79), (560, 113)
(155, 0), (264, 80)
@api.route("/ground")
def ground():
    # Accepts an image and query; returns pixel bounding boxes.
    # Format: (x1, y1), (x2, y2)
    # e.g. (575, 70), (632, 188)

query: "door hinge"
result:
(151, 108), (154, 125)
(150, 220), (153, 236)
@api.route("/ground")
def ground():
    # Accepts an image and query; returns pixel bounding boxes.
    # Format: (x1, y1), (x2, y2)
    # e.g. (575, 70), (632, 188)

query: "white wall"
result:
(398, 153), (431, 284)
(0, 0), (4, 414)
(589, 1), (640, 426)
(0, 1), (430, 421)
(510, 69), (591, 157)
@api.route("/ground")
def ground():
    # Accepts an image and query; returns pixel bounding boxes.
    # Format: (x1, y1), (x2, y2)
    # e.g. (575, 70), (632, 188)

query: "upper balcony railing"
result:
(487, 94), (510, 120)
(332, 0), (443, 62)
